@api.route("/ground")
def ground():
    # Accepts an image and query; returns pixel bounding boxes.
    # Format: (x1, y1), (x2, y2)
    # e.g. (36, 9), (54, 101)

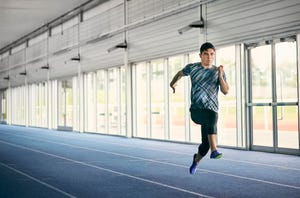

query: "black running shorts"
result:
(190, 106), (218, 134)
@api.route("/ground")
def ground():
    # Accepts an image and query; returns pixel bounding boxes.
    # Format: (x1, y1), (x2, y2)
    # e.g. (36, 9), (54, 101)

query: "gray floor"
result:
(0, 125), (299, 198)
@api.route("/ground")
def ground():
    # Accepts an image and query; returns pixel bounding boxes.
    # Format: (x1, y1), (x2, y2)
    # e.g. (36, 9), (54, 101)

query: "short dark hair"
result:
(200, 42), (215, 54)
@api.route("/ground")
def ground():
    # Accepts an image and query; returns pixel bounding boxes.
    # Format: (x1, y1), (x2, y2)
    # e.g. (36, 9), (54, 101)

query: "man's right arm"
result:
(170, 70), (184, 93)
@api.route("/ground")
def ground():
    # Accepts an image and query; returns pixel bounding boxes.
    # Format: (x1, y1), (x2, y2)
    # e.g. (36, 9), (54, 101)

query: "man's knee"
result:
(204, 125), (218, 135)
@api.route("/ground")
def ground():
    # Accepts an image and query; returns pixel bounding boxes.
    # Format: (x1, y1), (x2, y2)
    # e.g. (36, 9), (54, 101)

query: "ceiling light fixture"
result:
(107, 41), (127, 53)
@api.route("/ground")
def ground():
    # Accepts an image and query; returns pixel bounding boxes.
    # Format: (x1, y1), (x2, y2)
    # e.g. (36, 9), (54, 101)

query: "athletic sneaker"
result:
(210, 150), (223, 159)
(189, 154), (198, 174)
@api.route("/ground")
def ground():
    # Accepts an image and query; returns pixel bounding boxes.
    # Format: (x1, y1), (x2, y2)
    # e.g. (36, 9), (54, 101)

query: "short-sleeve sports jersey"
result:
(182, 62), (226, 112)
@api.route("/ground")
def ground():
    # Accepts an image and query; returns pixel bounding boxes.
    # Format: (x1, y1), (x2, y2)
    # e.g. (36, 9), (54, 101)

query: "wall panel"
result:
(10, 50), (25, 68)
(80, 1), (124, 43)
(207, 0), (300, 46)
(0, 70), (9, 89)
(81, 33), (124, 72)
(0, 56), (9, 72)
(128, 0), (196, 23)
(128, 7), (202, 63)
(49, 25), (79, 53)
(28, 32), (48, 46)
(8, 66), (26, 87)
(27, 40), (47, 62)
(26, 59), (48, 84)
(49, 49), (79, 79)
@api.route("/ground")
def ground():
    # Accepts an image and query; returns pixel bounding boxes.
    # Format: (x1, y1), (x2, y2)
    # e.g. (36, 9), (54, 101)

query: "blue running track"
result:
(0, 125), (299, 198)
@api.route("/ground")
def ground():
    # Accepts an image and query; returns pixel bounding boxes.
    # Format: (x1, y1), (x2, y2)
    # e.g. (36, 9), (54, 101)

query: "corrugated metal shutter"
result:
(28, 33), (47, 46)
(8, 65), (26, 87)
(49, 48), (79, 79)
(127, 0), (197, 24)
(0, 55), (9, 89)
(0, 56), (9, 73)
(80, 1), (125, 70)
(207, 0), (300, 46)
(27, 40), (47, 62)
(81, 33), (124, 72)
(26, 59), (48, 84)
(0, 70), (9, 89)
(26, 38), (49, 84)
(11, 44), (26, 54)
(8, 49), (26, 87)
(47, 24), (79, 79)
(81, 0), (124, 43)
(10, 50), (25, 69)
(128, 6), (202, 63)
(49, 26), (79, 54)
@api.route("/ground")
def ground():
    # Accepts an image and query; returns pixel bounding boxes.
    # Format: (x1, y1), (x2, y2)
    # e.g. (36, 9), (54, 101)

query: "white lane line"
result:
(2, 134), (300, 190)
(0, 139), (214, 198)
(8, 130), (300, 172)
(29, 138), (300, 190)
(2, 127), (300, 172)
(1, 133), (187, 168)
(88, 140), (300, 171)
(223, 158), (300, 171)
(0, 161), (77, 198)
(201, 169), (300, 190)
(15, 129), (299, 172)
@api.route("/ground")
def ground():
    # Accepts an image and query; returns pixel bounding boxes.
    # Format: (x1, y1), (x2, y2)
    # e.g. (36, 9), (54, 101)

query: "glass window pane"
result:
(28, 85), (33, 126)
(58, 81), (65, 127)
(275, 41), (297, 102)
(121, 67), (127, 136)
(108, 68), (120, 135)
(216, 45), (237, 146)
(251, 45), (272, 102)
(36, 84), (41, 126)
(40, 83), (47, 128)
(275, 41), (298, 149)
(72, 77), (79, 131)
(277, 106), (299, 149)
(151, 59), (165, 140)
(135, 63), (148, 138)
(86, 73), (96, 132)
(1, 90), (7, 122)
(97, 70), (107, 133)
(169, 55), (185, 142)
(252, 106), (273, 146)
(65, 79), (73, 128)
(188, 52), (199, 63)
(58, 79), (73, 128)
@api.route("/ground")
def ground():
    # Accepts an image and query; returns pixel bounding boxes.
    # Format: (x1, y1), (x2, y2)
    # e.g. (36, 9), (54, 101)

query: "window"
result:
(216, 45), (237, 146)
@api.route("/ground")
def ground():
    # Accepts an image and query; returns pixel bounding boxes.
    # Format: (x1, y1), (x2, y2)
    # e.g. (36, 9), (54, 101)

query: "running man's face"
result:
(199, 48), (215, 67)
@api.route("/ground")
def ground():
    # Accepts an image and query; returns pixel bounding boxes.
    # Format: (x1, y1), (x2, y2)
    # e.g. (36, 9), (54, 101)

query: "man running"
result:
(170, 42), (229, 174)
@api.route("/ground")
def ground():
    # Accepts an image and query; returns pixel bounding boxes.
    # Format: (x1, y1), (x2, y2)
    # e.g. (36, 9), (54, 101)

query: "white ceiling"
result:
(0, 0), (92, 52)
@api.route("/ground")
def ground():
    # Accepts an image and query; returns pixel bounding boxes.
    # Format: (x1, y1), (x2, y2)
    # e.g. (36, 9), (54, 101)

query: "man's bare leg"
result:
(208, 134), (217, 151)
(208, 134), (222, 159)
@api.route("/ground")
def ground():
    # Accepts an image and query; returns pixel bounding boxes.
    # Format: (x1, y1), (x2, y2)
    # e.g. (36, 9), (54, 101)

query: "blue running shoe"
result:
(210, 150), (223, 159)
(189, 154), (198, 174)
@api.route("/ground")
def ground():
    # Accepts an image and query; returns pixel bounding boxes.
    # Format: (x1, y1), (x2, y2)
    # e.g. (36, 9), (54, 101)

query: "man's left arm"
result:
(218, 65), (229, 95)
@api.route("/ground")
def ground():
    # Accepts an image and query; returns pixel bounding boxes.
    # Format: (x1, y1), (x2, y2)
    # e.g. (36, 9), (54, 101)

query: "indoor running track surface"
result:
(0, 125), (299, 198)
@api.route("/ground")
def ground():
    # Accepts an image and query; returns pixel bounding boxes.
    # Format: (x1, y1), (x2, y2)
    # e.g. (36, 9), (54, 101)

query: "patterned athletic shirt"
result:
(182, 62), (227, 112)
